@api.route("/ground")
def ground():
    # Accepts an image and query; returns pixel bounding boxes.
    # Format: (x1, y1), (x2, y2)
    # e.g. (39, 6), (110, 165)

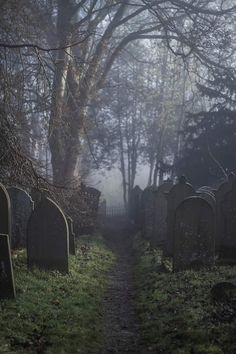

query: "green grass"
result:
(134, 234), (236, 354)
(0, 234), (115, 354)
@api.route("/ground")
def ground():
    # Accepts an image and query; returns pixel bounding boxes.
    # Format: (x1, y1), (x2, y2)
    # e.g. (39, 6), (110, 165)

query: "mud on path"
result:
(102, 217), (141, 354)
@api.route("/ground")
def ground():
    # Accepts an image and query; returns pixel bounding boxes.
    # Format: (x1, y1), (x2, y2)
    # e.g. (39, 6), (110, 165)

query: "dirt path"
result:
(102, 217), (141, 354)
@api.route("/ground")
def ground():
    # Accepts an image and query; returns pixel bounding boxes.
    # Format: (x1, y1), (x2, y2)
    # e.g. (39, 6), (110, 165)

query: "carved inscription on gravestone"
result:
(8, 187), (34, 249)
(27, 198), (69, 273)
(173, 196), (215, 271)
(0, 234), (16, 299)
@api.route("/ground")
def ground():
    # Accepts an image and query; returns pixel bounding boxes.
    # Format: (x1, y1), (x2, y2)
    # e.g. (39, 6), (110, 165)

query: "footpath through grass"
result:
(134, 234), (236, 354)
(0, 234), (115, 354)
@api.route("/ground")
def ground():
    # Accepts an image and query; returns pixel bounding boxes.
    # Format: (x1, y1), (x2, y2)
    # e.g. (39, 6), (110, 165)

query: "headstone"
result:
(152, 180), (173, 247)
(67, 216), (76, 255)
(166, 176), (195, 255)
(141, 186), (158, 240)
(8, 187), (34, 249)
(216, 173), (236, 252)
(220, 179), (236, 257)
(173, 196), (215, 271)
(27, 197), (69, 273)
(0, 234), (16, 299)
(197, 186), (216, 211)
(0, 182), (11, 236)
(129, 186), (142, 226)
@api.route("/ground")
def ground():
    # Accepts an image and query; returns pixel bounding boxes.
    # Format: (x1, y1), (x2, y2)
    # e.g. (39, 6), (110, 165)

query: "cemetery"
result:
(0, 173), (235, 353)
(1, 1), (236, 353)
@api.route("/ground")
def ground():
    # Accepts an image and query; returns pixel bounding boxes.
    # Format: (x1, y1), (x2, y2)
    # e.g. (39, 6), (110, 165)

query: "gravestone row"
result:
(0, 183), (79, 300)
(129, 173), (236, 271)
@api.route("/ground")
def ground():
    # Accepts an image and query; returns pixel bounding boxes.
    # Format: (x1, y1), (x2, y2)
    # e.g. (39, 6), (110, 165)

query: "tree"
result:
(176, 68), (236, 186)
(1, 0), (236, 187)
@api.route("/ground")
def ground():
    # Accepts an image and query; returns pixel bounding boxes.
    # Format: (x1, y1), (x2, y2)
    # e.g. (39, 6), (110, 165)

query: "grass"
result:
(134, 234), (236, 354)
(0, 234), (115, 354)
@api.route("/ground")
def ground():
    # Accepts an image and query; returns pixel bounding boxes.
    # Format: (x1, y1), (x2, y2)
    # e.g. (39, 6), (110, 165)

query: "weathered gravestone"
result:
(0, 234), (16, 299)
(129, 186), (142, 226)
(27, 197), (69, 273)
(67, 216), (76, 255)
(197, 186), (216, 211)
(173, 196), (215, 271)
(0, 182), (11, 236)
(166, 176), (195, 256)
(220, 179), (236, 257)
(8, 187), (34, 249)
(152, 180), (173, 247)
(141, 186), (158, 240)
(216, 173), (236, 253)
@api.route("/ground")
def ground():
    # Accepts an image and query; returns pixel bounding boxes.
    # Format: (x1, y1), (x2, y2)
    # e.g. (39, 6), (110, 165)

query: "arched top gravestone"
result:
(215, 173), (236, 250)
(0, 182), (11, 237)
(8, 187), (34, 249)
(173, 196), (215, 271)
(166, 176), (195, 255)
(197, 186), (216, 211)
(166, 176), (195, 204)
(152, 180), (173, 247)
(141, 186), (159, 239)
(129, 185), (142, 225)
(221, 179), (236, 255)
(27, 197), (69, 273)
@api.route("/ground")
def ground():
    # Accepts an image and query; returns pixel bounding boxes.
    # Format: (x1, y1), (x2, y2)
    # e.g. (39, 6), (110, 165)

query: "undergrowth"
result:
(134, 234), (236, 354)
(0, 234), (115, 354)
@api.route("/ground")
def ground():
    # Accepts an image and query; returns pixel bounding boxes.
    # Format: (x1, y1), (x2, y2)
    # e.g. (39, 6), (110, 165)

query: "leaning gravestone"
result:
(27, 197), (69, 273)
(215, 173), (236, 253)
(0, 182), (11, 236)
(173, 196), (215, 271)
(0, 234), (16, 299)
(141, 186), (158, 240)
(67, 216), (76, 255)
(129, 186), (142, 226)
(152, 180), (173, 247)
(8, 187), (34, 249)
(220, 179), (236, 258)
(166, 176), (195, 256)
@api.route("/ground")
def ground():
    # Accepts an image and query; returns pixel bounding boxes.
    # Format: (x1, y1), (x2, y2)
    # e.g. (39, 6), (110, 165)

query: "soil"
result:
(102, 216), (142, 354)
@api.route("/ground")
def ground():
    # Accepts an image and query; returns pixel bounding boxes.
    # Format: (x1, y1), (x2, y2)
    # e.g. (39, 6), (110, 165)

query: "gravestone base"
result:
(28, 258), (68, 273)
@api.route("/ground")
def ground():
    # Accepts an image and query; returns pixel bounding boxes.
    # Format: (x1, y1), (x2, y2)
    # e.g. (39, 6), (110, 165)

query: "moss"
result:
(0, 234), (115, 354)
(134, 235), (236, 354)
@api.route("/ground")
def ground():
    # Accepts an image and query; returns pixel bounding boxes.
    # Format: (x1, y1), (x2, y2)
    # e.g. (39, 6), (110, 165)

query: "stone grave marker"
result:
(141, 186), (158, 240)
(216, 173), (236, 252)
(0, 234), (16, 299)
(27, 197), (69, 273)
(67, 216), (76, 255)
(197, 186), (216, 212)
(8, 187), (34, 249)
(220, 179), (236, 257)
(166, 176), (195, 256)
(173, 196), (215, 271)
(129, 186), (142, 226)
(0, 182), (11, 236)
(152, 180), (173, 247)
